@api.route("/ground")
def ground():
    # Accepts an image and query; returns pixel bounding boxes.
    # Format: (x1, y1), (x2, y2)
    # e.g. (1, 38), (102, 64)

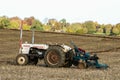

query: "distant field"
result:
(0, 29), (120, 80)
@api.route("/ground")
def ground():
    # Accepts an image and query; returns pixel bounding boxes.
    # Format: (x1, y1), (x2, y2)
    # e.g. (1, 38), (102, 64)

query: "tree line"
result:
(0, 16), (120, 36)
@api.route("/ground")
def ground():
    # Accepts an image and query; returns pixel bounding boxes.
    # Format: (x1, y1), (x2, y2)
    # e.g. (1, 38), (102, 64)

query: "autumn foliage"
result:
(0, 16), (120, 36)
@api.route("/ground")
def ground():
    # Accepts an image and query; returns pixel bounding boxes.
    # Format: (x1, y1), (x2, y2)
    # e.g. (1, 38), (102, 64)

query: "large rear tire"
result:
(16, 54), (29, 65)
(44, 46), (65, 67)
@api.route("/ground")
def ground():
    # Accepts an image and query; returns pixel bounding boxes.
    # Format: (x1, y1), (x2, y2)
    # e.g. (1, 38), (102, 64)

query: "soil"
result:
(0, 29), (120, 80)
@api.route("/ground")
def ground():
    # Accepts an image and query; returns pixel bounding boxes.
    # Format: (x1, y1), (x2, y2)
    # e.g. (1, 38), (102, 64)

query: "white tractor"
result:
(16, 41), (73, 67)
(16, 22), (74, 67)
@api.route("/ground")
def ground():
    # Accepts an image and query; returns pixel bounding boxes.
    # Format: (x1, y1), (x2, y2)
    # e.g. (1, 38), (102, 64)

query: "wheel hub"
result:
(47, 51), (60, 65)
(18, 57), (25, 65)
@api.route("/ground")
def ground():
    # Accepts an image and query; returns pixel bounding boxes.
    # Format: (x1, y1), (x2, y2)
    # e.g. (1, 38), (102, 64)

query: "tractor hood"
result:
(20, 43), (49, 54)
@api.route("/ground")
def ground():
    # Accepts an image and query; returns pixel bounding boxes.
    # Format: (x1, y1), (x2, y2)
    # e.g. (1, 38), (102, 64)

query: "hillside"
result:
(0, 29), (120, 80)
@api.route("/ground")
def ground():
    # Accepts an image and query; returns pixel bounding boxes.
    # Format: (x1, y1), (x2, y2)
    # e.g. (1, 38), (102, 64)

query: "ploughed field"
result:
(0, 29), (120, 80)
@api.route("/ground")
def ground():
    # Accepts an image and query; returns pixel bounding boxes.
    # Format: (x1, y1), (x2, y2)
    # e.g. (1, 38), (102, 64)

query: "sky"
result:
(0, 0), (120, 24)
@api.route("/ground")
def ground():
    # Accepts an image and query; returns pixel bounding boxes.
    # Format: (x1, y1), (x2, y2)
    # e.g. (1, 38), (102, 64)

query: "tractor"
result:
(16, 21), (108, 69)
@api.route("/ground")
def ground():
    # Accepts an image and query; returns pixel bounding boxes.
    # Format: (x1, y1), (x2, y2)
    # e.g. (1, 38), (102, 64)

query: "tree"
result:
(43, 24), (51, 31)
(8, 16), (21, 29)
(9, 20), (20, 29)
(31, 19), (43, 31)
(0, 16), (10, 29)
(66, 23), (88, 34)
(24, 16), (34, 26)
(83, 21), (96, 33)
(47, 19), (61, 31)
(23, 24), (31, 30)
(116, 23), (120, 31)
(66, 23), (81, 33)
(111, 23), (120, 35)
(59, 18), (67, 29)
(112, 26), (120, 35)
(104, 24), (113, 35)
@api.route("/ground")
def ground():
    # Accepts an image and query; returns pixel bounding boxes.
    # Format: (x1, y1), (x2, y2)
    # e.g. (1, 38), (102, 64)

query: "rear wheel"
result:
(44, 46), (65, 67)
(16, 54), (29, 65)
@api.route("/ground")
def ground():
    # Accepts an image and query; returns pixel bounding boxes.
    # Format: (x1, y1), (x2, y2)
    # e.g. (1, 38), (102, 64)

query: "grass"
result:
(0, 29), (120, 80)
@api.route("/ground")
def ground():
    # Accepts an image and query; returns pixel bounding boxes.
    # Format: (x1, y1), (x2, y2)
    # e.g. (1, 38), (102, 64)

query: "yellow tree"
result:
(104, 24), (113, 35)
(0, 16), (10, 29)
(48, 19), (61, 31)
(83, 21), (96, 33)
(112, 23), (120, 35)
(9, 17), (21, 29)
(66, 23), (88, 34)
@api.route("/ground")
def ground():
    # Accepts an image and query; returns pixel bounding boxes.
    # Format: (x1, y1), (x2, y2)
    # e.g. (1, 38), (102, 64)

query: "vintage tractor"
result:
(16, 21), (108, 69)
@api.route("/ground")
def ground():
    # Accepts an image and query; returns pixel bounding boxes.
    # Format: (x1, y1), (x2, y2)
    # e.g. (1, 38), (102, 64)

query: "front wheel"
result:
(16, 54), (29, 65)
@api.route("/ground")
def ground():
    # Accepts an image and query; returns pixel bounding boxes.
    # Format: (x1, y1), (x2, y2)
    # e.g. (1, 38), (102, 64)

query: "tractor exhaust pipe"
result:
(32, 27), (35, 44)
(19, 20), (23, 54)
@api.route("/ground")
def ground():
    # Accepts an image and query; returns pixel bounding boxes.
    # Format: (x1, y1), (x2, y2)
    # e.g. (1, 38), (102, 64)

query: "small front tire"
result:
(16, 54), (29, 65)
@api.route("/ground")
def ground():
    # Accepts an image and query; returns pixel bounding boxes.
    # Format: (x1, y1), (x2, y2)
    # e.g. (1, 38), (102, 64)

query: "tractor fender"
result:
(49, 44), (71, 53)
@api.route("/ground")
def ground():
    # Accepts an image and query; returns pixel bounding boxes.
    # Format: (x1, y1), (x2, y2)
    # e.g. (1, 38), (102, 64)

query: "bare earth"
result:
(0, 29), (120, 80)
